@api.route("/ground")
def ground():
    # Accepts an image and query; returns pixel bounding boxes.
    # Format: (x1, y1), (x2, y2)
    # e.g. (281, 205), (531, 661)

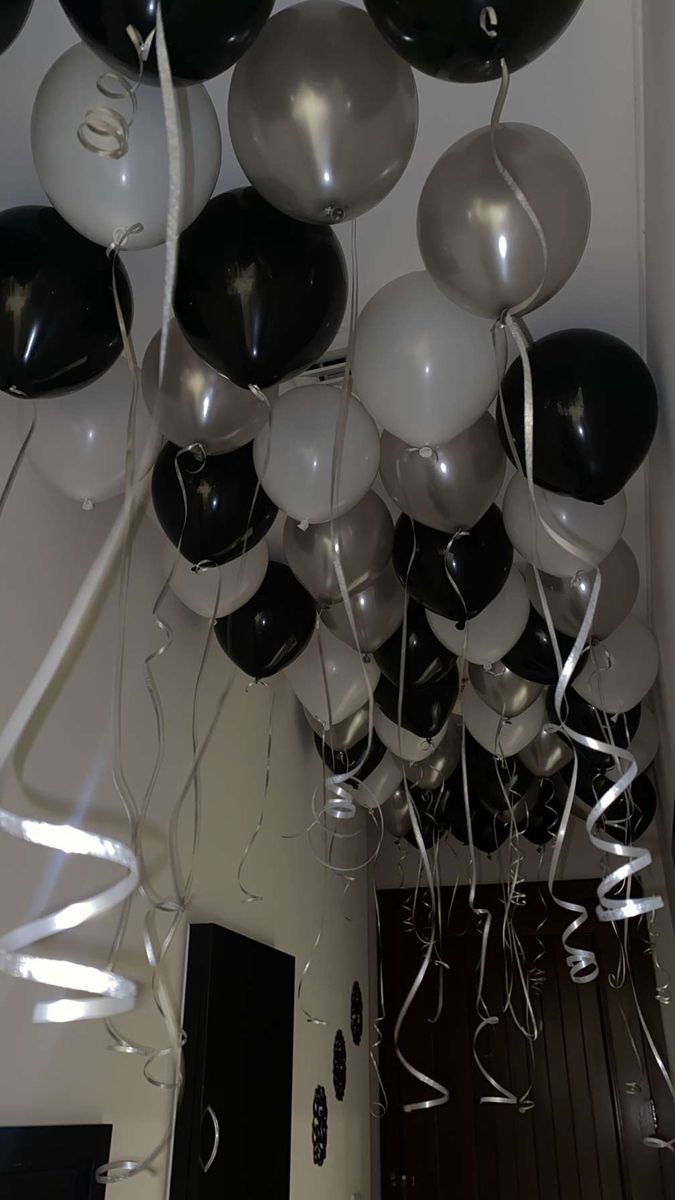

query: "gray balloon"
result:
(518, 726), (573, 778)
(228, 0), (418, 225)
(303, 703), (370, 751)
(284, 491), (394, 607)
(526, 539), (640, 641)
(142, 320), (272, 452)
(417, 123), (590, 319)
(379, 413), (505, 533)
(468, 662), (543, 719)
(394, 721), (460, 789)
(323, 563), (405, 653)
(381, 786), (412, 840)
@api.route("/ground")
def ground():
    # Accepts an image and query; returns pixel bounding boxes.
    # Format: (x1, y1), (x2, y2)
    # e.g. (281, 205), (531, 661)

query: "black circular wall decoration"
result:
(312, 1085), (328, 1167)
(351, 981), (363, 1047)
(333, 1030), (347, 1102)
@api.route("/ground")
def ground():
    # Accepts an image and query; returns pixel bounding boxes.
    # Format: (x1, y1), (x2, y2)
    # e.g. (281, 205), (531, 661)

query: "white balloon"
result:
(31, 43), (221, 250)
(572, 616), (659, 714)
(462, 684), (546, 756)
(426, 568), (529, 665)
(19, 359), (159, 505)
(374, 709), (447, 763)
(503, 473), (627, 578)
(253, 385), (380, 524)
(608, 705), (659, 779)
(163, 539), (269, 620)
(349, 752), (403, 811)
(352, 271), (498, 447)
(284, 624), (380, 727)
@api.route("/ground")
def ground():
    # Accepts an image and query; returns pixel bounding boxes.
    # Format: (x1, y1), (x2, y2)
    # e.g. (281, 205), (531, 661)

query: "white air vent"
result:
(298, 350), (347, 385)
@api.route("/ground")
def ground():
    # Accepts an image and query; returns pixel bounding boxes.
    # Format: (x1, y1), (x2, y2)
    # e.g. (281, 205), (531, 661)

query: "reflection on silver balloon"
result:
(526, 539), (640, 641)
(381, 786), (412, 839)
(468, 662), (544, 719)
(518, 726), (573, 778)
(322, 564), (405, 653)
(142, 320), (272, 452)
(395, 721), (460, 789)
(379, 414), (505, 533)
(284, 491), (393, 606)
(228, 0), (418, 224)
(303, 703), (370, 751)
(417, 123), (590, 319)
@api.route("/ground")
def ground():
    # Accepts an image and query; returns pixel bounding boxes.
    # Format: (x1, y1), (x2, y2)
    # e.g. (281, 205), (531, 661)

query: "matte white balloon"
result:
(19, 359), (159, 505)
(32, 43), (221, 249)
(285, 624), (380, 727)
(503, 474), (627, 578)
(163, 539), (269, 620)
(426, 568), (529, 666)
(572, 616), (660, 714)
(352, 271), (498, 447)
(462, 684), (547, 757)
(396, 720), (461, 788)
(374, 709), (446, 763)
(253, 385), (380, 524)
(350, 752), (403, 811)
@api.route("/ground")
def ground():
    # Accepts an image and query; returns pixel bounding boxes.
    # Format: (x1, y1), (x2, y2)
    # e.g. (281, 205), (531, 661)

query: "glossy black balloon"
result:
(215, 563), (315, 680)
(152, 441), (277, 565)
(174, 188), (348, 390)
(562, 764), (657, 844)
(364, 0), (582, 83)
(502, 607), (576, 685)
(376, 670), (459, 740)
(58, 0), (273, 85)
(392, 508), (513, 621)
(0, 0), (33, 55)
(446, 786), (509, 855)
(498, 330), (658, 502)
(551, 689), (641, 770)
(404, 783), (453, 850)
(374, 599), (456, 688)
(0, 206), (132, 398)
(522, 779), (563, 847)
(446, 732), (532, 820)
(314, 731), (386, 781)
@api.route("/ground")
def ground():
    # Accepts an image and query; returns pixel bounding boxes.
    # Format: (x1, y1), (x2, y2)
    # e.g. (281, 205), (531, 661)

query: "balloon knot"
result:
(82, 498), (95, 511)
(480, 6), (499, 38)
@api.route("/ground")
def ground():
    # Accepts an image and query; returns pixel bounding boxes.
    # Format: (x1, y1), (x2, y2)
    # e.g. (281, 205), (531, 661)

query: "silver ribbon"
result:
(78, 25), (155, 161)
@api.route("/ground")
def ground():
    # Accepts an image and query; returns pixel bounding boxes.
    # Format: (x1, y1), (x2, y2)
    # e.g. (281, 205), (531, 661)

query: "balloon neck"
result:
(417, 445), (436, 460)
(82, 498), (95, 512)
(324, 205), (345, 223)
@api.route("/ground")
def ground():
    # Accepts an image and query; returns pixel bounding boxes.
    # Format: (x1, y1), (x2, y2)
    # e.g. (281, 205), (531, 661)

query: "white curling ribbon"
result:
(78, 25), (156, 160)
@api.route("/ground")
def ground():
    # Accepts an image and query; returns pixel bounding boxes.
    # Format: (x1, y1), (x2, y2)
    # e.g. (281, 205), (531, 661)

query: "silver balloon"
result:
(228, 0), (418, 224)
(395, 721), (460, 789)
(284, 491), (394, 606)
(526, 539), (640, 641)
(518, 727), (573, 778)
(303, 703), (370, 751)
(379, 413), (505, 532)
(417, 123), (590, 319)
(468, 662), (544, 719)
(142, 320), (272, 452)
(323, 563), (405, 653)
(381, 786), (412, 839)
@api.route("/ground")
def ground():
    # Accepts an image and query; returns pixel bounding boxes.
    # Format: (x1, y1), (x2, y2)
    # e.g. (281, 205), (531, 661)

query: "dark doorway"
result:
(378, 882), (675, 1199)
(0, 1125), (111, 1198)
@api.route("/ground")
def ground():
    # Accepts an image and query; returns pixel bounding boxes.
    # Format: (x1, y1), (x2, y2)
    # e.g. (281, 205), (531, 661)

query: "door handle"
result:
(199, 1104), (220, 1174)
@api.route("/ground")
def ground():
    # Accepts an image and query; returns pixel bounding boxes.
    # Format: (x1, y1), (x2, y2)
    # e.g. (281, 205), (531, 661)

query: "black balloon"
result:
(502, 607), (576, 685)
(376, 670), (459, 740)
(0, 0), (33, 56)
(364, 0), (582, 83)
(446, 732), (532, 820)
(152, 441), (277, 565)
(314, 731), (386, 782)
(446, 786), (509, 856)
(405, 783), (452, 850)
(58, 0), (273, 85)
(215, 562), (315, 680)
(174, 188), (348, 390)
(551, 689), (641, 770)
(0, 206), (132, 399)
(522, 779), (563, 847)
(498, 330), (658, 502)
(375, 599), (456, 688)
(563, 764), (657, 844)
(392, 508), (513, 621)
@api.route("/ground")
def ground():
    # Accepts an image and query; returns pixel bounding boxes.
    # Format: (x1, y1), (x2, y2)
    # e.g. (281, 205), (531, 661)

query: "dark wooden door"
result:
(0, 1125), (111, 1198)
(378, 883), (675, 1200)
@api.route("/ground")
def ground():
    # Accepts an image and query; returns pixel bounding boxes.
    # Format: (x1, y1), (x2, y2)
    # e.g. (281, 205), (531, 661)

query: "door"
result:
(378, 882), (675, 1199)
(0, 1125), (111, 1199)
